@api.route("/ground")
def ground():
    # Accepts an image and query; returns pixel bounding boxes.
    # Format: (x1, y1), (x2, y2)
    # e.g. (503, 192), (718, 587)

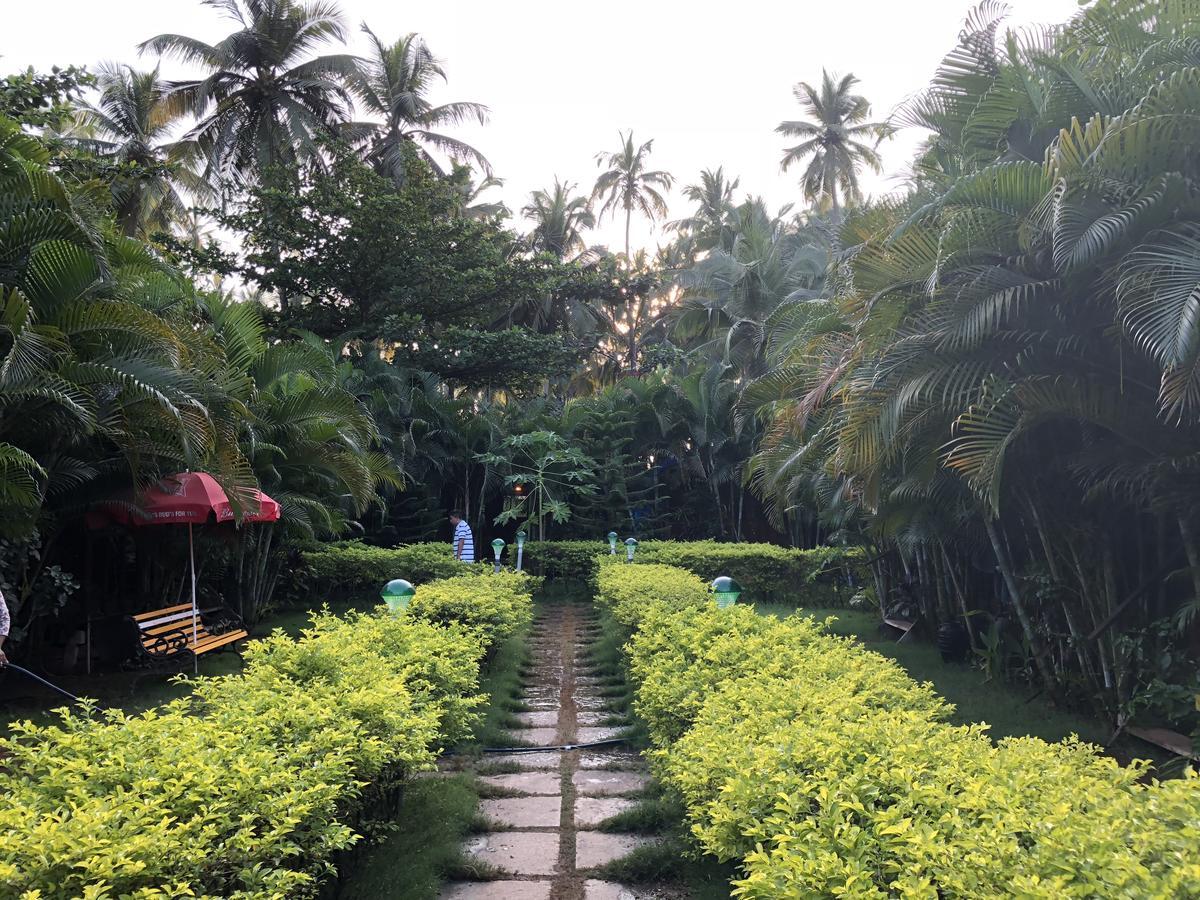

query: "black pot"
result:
(937, 621), (970, 663)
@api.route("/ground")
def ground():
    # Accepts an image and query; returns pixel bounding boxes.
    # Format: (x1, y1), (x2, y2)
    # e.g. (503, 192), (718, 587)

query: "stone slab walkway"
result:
(440, 597), (657, 900)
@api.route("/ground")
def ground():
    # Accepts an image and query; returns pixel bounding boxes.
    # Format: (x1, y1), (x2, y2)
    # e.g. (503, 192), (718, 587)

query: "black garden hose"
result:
(3, 663), (83, 705)
(480, 737), (627, 753)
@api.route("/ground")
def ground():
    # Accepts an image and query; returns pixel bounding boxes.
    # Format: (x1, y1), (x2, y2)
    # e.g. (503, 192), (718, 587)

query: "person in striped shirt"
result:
(0, 587), (10, 666)
(450, 510), (475, 563)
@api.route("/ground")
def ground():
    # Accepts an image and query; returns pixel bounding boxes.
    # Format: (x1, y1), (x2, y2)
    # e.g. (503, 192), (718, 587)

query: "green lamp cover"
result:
(607, 531), (618, 545)
(516, 531), (527, 547)
(625, 537), (638, 547)
(381, 578), (415, 612)
(491, 537), (505, 558)
(711, 575), (742, 608)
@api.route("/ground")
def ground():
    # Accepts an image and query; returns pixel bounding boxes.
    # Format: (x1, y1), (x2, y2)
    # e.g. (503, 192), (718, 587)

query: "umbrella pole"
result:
(189, 522), (198, 676)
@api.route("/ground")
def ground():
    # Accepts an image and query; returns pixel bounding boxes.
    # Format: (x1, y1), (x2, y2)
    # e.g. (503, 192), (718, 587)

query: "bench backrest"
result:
(131, 603), (211, 655)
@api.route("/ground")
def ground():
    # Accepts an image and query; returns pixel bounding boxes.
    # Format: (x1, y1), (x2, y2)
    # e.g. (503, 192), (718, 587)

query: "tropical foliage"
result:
(741, 0), (1200, 725)
(3, 0), (1199, 740)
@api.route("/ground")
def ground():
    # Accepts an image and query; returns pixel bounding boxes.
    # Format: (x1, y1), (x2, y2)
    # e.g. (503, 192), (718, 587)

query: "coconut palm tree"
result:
(344, 25), (490, 182)
(667, 166), (740, 256)
(523, 178), (596, 260)
(592, 130), (674, 260)
(454, 168), (508, 220)
(140, 0), (360, 189)
(68, 63), (206, 237)
(776, 70), (889, 221)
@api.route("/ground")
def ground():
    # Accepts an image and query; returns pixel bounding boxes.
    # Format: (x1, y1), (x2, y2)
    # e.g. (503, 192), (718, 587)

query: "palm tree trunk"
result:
(624, 205), (631, 261)
(984, 515), (1058, 700)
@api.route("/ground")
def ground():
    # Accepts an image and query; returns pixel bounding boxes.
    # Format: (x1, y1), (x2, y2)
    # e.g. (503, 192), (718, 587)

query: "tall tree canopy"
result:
(776, 69), (889, 219)
(140, 0), (359, 189)
(344, 26), (490, 182)
(592, 130), (674, 259)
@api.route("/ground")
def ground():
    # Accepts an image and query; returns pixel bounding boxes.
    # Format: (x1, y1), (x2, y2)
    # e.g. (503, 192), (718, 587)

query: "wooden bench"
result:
(128, 602), (248, 665)
(881, 616), (922, 641)
(1127, 725), (1198, 761)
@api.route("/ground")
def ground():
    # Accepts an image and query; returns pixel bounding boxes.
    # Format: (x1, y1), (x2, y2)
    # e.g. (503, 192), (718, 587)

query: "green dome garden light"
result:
(491, 538), (505, 573)
(624, 536), (638, 563)
(607, 531), (618, 555)
(380, 579), (415, 615)
(711, 575), (742, 609)
(515, 531), (527, 572)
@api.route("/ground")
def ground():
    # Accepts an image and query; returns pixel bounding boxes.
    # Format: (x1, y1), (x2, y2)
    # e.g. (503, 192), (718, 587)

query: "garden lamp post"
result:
(711, 576), (742, 609)
(607, 531), (618, 555)
(625, 537), (638, 563)
(381, 579), (415, 615)
(491, 538), (505, 573)
(516, 531), (527, 572)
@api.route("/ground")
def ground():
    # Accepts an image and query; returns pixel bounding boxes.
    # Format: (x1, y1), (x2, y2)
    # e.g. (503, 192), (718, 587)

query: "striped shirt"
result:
(0, 588), (9, 638)
(453, 520), (475, 562)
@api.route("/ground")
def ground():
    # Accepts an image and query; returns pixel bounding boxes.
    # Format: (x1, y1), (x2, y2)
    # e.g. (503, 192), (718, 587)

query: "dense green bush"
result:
(634, 540), (866, 604)
(593, 560), (709, 627)
(600, 562), (1200, 898)
(299, 541), (478, 603)
(524, 539), (867, 605)
(520, 540), (608, 579)
(295, 539), (866, 608)
(406, 570), (539, 649)
(0, 571), (534, 897)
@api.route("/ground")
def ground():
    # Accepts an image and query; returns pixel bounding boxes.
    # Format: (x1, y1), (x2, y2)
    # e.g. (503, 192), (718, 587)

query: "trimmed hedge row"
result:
(298, 539), (867, 607)
(299, 541), (478, 603)
(595, 563), (1200, 898)
(525, 540), (866, 603)
(0, 571), (534, 898)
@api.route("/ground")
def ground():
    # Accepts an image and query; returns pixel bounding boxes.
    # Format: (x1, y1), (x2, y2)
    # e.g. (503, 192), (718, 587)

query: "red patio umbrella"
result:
(91, 473), (280, 672)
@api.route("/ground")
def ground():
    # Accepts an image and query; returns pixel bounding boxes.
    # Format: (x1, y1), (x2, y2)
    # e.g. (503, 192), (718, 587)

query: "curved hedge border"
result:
(0, 571), (535, 898)
(596, 563), (1200, 898)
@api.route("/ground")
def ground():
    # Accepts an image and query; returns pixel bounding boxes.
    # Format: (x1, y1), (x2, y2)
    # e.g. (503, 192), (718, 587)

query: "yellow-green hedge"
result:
(598, 563), (1200, 898)
(0, 572), (534, 898)
(406, 570), (539, 649)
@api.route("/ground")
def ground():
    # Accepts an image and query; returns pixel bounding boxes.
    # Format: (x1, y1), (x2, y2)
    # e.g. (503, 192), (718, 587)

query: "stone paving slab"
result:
(513, 711), (559, 728)
(573, 770), (649, 796)
(463, 832), (560, 876)
(574, 694), (611, 711)
(481, 795), (563, 828)
(441, 881), (552, 899)
(506, 727), (559, 747)
(576, 726), (627, 744)
(576, 832), (658, 869)
(484, 751), (563, 771)
(520, 686), (561, 701)
(481, 771), (563, 795)
(521, 696), (561, 711)
(576, 711), (612, 727)
(579, 750), (645, 770)
(574, 796), (638, 828)
(583, 881), (656, 900)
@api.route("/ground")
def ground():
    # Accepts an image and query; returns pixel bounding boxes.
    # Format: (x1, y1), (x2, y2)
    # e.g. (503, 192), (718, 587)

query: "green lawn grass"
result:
(334, 774), (484, 900)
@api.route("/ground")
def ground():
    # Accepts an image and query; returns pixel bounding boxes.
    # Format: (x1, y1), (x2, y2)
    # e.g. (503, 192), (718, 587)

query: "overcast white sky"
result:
(5, 0), (1081, 253)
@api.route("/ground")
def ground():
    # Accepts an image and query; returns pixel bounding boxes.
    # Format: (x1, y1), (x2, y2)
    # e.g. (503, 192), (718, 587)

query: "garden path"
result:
(441, 596), (656, 899)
